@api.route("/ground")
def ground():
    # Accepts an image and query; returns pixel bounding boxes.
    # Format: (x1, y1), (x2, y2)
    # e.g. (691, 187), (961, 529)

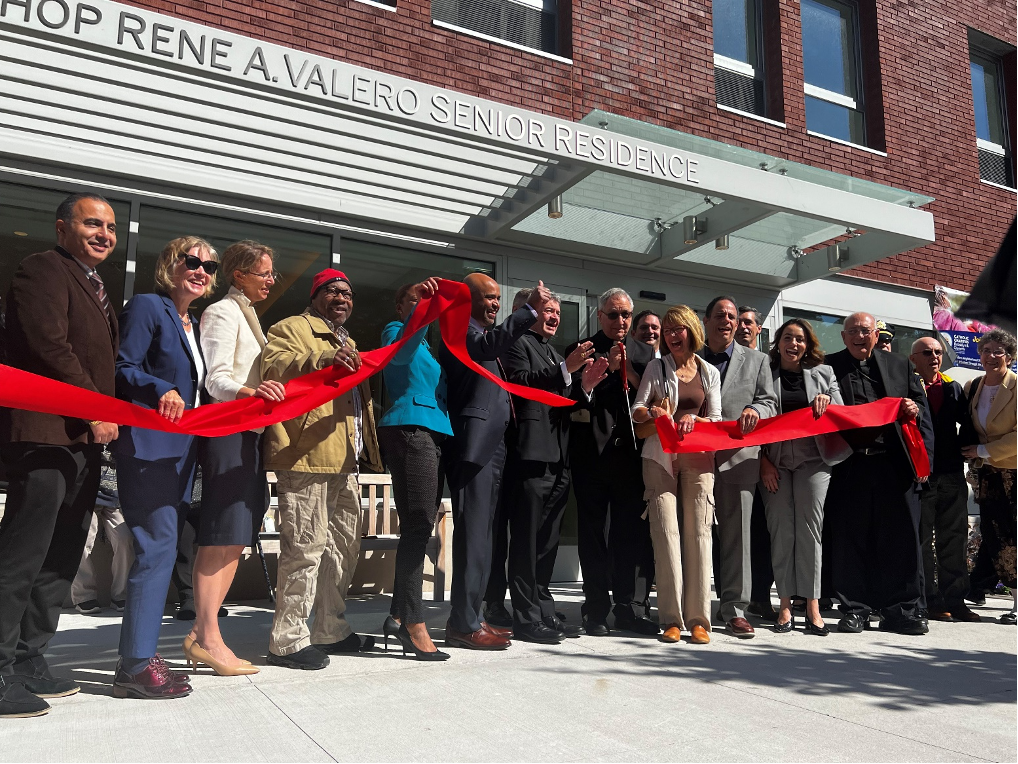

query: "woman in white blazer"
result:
(633, 305), (722, 646)
(759, 318), (850, 637)
(184, 241), (285, 675)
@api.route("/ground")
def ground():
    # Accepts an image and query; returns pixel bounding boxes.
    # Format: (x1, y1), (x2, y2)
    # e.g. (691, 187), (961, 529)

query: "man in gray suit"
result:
(700, 296), (778, 638)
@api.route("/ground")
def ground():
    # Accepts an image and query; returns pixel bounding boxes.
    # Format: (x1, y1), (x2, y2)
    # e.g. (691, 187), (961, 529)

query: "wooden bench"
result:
(255, 473), (449, 603)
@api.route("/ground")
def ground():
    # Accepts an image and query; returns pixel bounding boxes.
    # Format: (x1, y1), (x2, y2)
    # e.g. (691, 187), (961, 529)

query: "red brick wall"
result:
(126, 0), (1016, 293)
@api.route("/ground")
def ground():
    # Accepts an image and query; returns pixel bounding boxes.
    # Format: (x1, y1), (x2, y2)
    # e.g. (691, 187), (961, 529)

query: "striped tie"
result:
(88, 272), (111, 321)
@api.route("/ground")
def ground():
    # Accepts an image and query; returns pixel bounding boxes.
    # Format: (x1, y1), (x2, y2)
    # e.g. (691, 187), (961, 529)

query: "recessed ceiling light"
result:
(13, 231), (29, 236)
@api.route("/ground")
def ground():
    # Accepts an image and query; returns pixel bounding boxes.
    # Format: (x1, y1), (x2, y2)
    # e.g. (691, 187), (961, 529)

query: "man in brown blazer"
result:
(0, 193), (120, 719)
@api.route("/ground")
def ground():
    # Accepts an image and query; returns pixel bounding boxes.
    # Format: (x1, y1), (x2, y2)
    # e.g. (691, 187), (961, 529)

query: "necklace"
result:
(180, 313), (191, 329)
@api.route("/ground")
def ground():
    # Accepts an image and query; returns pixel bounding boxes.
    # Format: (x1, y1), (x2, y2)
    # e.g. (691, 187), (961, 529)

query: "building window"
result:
(801, 0), (866, 145)
(970, 50), (1014, 187)
(713, 0), (766, 116)
(432, 0), (559, 55)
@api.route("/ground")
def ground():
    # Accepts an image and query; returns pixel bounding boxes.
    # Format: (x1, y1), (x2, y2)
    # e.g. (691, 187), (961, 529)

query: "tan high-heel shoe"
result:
(183, 639), (260, 676)
(182, 635), (252, 666)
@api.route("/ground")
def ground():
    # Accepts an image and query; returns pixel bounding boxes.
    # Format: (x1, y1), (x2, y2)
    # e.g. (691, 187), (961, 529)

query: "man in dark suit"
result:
(909, 337), (980, 623)
(500, 291), (607, 643)
(567, 288), (657, 636)
(0, 193), (120, 718)
(826, 312), (934, 635)
(440, 273), (551, 649)
(700, 296), (778, 639)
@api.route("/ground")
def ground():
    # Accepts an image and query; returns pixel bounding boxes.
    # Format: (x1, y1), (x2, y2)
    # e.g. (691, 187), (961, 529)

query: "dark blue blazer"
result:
(113, 293), (204, 464)
(439, 306), (536, 466)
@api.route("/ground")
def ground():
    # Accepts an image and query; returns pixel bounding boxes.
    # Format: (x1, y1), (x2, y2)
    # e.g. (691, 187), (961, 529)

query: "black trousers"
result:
(570, 433), (653, 622)
(379, 426), (445, 624)
(446, 441), (506, 633)
(828, 452), (923, 620)
(919, 470), (970, 610)
(484, 483), (510, 607)
(504, 457), (570, 626)
(0, 442), (101, 674)
(749, 487), (774, 602)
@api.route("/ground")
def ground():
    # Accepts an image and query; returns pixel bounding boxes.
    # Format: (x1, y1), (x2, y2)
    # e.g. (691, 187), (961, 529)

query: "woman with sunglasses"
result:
(183, 240), (286, 674)
(962, 329), (1017, 625)
(111, 237), (220, 699)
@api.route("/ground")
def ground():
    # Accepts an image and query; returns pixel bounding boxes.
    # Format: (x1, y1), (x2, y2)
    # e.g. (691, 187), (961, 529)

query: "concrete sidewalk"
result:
(1, 586), (1015, 763)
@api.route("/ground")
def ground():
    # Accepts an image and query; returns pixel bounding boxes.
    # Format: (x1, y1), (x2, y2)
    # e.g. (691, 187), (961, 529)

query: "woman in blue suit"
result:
(111, 237), (249, 700)
(377, 278), (451, 660)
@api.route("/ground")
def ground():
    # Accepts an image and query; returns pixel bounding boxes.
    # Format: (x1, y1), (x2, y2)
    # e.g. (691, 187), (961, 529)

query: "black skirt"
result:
(197, 430), (268, 547)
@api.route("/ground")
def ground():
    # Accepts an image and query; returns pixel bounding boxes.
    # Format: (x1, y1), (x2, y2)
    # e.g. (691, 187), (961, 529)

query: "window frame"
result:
(970, 49), (1009, 155)
(712, 0), (770, 118)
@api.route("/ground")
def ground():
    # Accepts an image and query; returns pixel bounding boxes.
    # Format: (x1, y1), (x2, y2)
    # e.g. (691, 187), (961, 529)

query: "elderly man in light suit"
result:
(699, 296), (778, 638)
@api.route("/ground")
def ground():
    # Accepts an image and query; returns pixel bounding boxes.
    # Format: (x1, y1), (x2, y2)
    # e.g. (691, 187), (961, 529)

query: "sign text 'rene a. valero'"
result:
(0, 0), (701, 184)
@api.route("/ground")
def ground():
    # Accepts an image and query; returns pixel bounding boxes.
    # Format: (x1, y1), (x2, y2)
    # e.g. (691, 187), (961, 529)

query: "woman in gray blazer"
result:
(759, 318), (850, 636)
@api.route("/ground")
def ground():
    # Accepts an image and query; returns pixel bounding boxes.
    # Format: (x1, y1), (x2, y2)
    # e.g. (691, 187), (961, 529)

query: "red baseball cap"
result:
(310, 268), (352, 298)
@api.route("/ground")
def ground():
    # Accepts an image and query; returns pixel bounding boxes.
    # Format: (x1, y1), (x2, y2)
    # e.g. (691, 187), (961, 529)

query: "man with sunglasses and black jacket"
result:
(566, 288), (658, 637)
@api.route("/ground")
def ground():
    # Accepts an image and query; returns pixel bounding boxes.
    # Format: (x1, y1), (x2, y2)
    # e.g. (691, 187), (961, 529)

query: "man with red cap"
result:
(260, 269), (383, 670)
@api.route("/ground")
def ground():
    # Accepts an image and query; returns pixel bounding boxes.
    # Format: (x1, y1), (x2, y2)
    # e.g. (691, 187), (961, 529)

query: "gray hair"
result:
(598, 287), (632, 312)
(910, 336), (942, 354)
(738, 306), (763, 326)
(977, 328), (1017, 358)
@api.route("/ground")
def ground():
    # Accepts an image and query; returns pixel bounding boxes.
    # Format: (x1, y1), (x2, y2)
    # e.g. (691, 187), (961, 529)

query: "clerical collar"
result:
(528, 329), (550, 344)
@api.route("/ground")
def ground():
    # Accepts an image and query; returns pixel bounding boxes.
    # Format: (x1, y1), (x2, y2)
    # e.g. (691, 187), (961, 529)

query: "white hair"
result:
(911, 336), (941, 354)
(598, 288), (632, 312)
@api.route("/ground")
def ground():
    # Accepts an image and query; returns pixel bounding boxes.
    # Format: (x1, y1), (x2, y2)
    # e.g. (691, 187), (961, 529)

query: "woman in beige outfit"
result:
(632, 305), (721, 645)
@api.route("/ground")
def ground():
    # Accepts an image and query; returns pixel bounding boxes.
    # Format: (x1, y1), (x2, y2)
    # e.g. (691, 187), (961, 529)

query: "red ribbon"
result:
(0, 279), (574, 438)
(655, 397), (931, 478)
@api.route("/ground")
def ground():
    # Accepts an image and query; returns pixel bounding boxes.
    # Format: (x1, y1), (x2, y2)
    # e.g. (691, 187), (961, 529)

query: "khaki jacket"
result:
(965, 369), (1017, 470)
(260, 311), (381, 474)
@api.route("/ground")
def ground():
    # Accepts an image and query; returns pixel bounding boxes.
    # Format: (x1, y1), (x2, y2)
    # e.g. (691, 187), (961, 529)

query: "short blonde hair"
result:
(661, 305), (705, 352)
(222, 240), (274, 287)
(154, 236), (218, 297)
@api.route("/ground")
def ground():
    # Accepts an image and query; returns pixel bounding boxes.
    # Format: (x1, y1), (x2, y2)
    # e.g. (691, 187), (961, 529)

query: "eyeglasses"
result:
(979, 347), (1008, 358)
(844, 328), (873, 337)
(322, 286), (354, 300)
(180, 255), (218, 275)
(919, 349), (943, 357)
(245, 269), (279, 281)
(662, 326), (687, 336)
(603, 310), (632, 321)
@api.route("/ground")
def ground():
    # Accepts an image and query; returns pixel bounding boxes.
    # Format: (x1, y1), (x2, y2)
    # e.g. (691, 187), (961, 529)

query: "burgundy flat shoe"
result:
(112, 659), (192, 699)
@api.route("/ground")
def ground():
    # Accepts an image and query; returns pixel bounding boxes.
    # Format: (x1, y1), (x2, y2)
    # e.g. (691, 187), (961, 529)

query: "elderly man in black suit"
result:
(826, 312), (934, 635)
(439, 273), (552, 650)
(700, 296), (778, 639)
(500, 290), (607, 643)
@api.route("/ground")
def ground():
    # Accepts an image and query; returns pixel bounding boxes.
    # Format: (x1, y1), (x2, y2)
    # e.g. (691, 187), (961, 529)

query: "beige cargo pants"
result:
(269, 472), (362, 656)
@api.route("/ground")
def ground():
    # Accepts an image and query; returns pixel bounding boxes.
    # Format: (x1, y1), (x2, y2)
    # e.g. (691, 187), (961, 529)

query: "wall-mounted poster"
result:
(935, 285), (1014, 371)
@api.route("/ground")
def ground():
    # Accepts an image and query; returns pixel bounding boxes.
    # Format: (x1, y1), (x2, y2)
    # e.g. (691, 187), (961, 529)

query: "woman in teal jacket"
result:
(377, 278), (452, 660)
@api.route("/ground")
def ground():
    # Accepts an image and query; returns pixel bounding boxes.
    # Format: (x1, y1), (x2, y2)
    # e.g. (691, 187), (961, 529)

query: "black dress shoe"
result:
(879, 616), (928, 635)
(0, 675), (49, 718)
(544, 615), (582, 638)
(965, 590), (987, 606)
(746, 601), (778, 621)
(513, 622), (564, 644)
(483, 602), (514, 628)
(175, 600), (196, 621)
(12, 656), (79, 698)
(614, 615), (660, 636)
(583, 617), (610, 636)
(315, 633), (375, 653)
(267, 645), (330, 670)
(837, 613), (866, 633)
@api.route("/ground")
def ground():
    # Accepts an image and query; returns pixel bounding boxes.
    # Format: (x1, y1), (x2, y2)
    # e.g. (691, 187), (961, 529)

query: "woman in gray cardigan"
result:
(759, 318), (851, 636)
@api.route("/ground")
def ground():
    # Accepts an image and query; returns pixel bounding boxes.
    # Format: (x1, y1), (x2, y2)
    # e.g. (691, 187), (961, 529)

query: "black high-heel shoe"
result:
(382, 615), (401, 653)
(805, 617), (830, 636)
(774, 614), (794, 633)
(397, 623), (450, 661)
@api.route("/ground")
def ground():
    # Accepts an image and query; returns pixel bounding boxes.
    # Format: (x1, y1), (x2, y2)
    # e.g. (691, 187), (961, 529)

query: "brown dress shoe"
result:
(927, 610), (953, 622)
(726, 617), (756, 638)
(446, 623), (511, 650)
(952, 604), (982, 622)
(690, 625), (711, 644)
(482, 621), (513, 639)
(660, 625), (683, 643)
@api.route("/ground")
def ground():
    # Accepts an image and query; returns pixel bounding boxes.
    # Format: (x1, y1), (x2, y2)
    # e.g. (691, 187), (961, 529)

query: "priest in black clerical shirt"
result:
(825, 312), (934, 636)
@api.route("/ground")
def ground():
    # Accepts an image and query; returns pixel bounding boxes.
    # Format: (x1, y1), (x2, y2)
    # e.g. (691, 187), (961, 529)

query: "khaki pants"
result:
(71, 506), (134, 604)
(269, 472), (361, 656)
(643, 455), (715, 631)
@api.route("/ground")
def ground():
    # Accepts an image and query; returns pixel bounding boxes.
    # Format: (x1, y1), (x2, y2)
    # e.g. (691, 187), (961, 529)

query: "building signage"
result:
(0, 0), (701, 185)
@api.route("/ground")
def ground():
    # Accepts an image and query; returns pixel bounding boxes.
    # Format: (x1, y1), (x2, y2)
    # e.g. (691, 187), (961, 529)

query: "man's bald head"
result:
(466, 272), (501, 327)
(842, 312), (877, 361)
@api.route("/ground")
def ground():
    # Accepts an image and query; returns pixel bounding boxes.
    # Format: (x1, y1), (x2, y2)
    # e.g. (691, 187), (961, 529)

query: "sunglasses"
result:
(603, 310), (633, 321)
(919, 349), (943, 357)
(180, 254), (218, 275)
